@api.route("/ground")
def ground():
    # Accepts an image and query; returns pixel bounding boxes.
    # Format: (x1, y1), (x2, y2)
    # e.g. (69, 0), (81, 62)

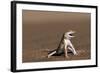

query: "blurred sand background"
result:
(22, 10), (91, 63)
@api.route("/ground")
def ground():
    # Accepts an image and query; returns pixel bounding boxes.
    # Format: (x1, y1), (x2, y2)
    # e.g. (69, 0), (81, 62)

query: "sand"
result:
(22, 10), (91, 63)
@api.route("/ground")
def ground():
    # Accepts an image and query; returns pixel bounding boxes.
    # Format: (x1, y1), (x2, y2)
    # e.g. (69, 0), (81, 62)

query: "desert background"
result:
(22, 10), (91, 63)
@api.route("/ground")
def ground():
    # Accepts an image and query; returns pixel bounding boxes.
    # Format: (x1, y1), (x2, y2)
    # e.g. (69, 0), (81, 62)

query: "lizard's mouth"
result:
(69, 33), (74, 36)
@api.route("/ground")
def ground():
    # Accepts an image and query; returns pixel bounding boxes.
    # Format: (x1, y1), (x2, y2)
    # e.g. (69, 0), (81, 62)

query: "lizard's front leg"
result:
(64, 47), (69, 58)
(64, 39), (69, 58)
(69, 41), (77, 55)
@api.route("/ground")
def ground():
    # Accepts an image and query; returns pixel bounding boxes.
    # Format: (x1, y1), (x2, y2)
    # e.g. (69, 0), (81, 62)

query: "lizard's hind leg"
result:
(47, 51), (56, 58)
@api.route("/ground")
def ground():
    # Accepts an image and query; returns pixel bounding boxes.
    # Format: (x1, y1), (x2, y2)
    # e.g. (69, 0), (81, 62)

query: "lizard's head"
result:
(64, 30), (75, 39)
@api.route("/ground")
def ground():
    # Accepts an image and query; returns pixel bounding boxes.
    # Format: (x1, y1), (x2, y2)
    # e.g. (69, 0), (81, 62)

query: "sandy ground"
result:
(22, 10), (91, 63)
